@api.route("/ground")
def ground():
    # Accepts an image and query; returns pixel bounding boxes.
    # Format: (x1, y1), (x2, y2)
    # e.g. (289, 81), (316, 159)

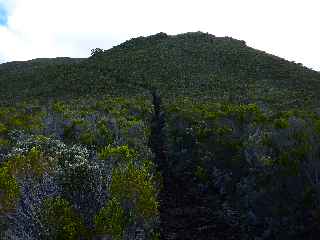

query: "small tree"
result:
(90, 48), (104, 57)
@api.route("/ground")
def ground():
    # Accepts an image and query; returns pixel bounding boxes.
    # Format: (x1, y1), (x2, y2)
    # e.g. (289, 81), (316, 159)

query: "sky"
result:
(0, 0), (319, 71)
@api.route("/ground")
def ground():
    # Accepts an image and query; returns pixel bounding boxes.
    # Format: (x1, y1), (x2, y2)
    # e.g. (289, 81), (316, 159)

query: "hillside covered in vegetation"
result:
(1, 32), (320, 110)
(1, 32), (320, 240)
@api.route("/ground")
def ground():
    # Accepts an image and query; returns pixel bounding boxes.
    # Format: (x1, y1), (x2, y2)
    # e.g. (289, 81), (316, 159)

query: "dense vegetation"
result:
(1, 32), (320, 239)
(1, 32), (320, 110)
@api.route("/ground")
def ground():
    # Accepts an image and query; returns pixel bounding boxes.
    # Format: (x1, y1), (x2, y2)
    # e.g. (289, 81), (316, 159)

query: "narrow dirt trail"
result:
(149, 92), (240, 240)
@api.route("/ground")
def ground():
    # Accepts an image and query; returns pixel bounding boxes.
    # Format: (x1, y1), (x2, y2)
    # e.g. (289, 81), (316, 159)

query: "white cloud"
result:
(0, 0), (319, 70)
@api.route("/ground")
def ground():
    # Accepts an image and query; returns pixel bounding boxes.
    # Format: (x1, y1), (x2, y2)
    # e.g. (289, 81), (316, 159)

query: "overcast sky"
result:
(0, 0), (319, 71)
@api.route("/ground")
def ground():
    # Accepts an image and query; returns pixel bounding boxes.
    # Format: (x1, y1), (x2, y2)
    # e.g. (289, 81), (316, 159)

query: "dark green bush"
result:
(0, 166), (20, 213)
(94, 197), (127, 240)
(40, 196), (87, 240)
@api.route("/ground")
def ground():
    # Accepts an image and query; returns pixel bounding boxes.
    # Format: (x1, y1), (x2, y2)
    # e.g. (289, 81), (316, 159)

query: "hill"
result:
(1, 32), (320, 110)
(2, 32), (320, 240)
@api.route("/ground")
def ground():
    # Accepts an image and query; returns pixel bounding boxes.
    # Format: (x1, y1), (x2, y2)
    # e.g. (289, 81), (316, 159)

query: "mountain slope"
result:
(2, 32), (320, 240)
(0, 32), (319, 109)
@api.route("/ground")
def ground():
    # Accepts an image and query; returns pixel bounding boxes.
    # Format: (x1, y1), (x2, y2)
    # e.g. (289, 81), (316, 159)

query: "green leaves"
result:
(110, 161), (159, 220)
(4, 147), (51, 177)
(0, 166), (20, 213)
(94, 197), (126, 240)
(274, 117), (289, 129)
(40, 197), (87, 240)
(99, 145), (136, 163)
(0, 123), (8, 135)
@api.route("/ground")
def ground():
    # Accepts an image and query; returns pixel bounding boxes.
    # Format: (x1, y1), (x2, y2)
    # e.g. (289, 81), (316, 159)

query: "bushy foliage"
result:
(94, 197), (127, 240)
(57, 154), (107, 227)
(90, 48), (104, 57)
(110, 160), (159, 220)
(40, 196), (87, 240)
(0, 122), (8, 134)
(0, 96), (159, 239)
(2, 32), (320, 239)
(99, 144), (136, 163)
(0, 166), (20, 213)
(4, 147), (52, 177)
(159, 100), (320, 239)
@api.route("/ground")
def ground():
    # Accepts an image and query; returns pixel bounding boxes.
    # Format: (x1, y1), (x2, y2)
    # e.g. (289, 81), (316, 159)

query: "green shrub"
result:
(52, 101), (67, 113)
(99, 145), (136, 163)
(5, 147), (52, 177)
(110, 161), (159, 219)
(94, 197), (127, 240)
(0, 166), (20, 213)
(97, 120), (114, 145)
(0, 138), (9, 147)
(314, 119), (320, 134)
(63, 124), (75, 141)
(277, 151), (300, 176)
(79, 131), (96, 146)
(58, 162), (100, 218)
(194, 165), (209, 183)
(4, 110), (43, 132)
(72, 118), (87, 127)
(40, 197), (87, 240)
(9, 117), (24, 128)
(0, 123), (7, 135)
(274, 117), (289, 129)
